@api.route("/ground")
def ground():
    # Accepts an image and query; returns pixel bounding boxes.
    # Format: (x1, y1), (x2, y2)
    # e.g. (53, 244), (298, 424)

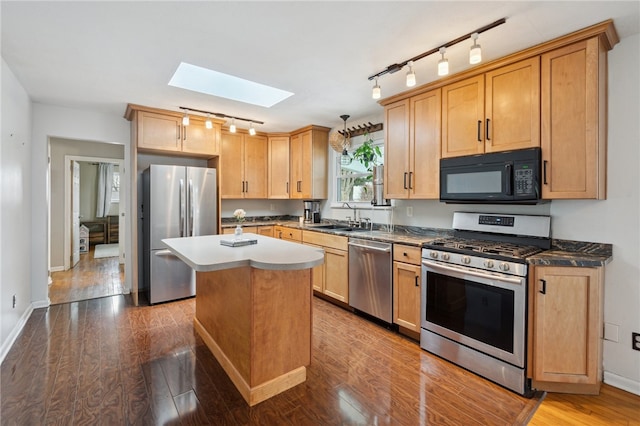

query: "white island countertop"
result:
(162, 233), (324, 272)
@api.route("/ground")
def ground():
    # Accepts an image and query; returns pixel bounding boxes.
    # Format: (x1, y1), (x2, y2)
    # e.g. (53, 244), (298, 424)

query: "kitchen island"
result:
(162, 233), (324, 406)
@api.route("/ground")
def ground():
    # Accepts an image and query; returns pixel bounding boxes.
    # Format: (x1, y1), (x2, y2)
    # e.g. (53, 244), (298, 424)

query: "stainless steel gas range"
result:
(420, 212), (551, 395)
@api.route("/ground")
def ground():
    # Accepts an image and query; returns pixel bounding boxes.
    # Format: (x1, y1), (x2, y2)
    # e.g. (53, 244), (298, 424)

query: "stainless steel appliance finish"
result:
(348, 238), (392, 323)
(371, 165), (390, 206)
(143, 165), (217, 304)
(303, 200), (321, 223)
(420, 212), (550, 395)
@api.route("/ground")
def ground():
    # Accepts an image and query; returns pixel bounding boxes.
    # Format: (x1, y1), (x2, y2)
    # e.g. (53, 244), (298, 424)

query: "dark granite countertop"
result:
(222, 216), (613, 267)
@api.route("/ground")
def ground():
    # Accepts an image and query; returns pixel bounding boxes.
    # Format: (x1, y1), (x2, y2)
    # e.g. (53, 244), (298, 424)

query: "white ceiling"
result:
(2, 1), (639, 133)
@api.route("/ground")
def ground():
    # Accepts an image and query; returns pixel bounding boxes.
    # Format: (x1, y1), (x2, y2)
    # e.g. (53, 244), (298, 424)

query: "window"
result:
(111, 171), (120, 203)
(336, 136), (384, 203)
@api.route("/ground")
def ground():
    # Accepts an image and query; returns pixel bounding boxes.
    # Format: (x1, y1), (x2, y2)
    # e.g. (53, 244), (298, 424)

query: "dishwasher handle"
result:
(348, 241), (392, 253)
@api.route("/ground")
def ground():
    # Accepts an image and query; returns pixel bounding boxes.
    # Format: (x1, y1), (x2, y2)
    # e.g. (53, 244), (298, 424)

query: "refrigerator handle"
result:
(188, 179), (194, 236)
(179, 178), (185, 237)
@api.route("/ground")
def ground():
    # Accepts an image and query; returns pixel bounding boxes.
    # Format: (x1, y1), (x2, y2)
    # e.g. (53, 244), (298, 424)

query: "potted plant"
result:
(350, 138), (381, 172)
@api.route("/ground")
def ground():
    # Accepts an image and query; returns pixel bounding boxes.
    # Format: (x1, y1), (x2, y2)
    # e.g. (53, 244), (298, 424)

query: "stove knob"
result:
(499, 262), (510, 271)
(430, 251), (438, 259)
(442, 253), (450, 261)
(483, 260), (494, 268)
(461, 256), (471, 265)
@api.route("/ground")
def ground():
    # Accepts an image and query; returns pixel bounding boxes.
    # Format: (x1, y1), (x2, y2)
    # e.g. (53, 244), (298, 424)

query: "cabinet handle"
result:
(403, 172), (408, 189)
(403, 252), (408, 257)
(408, 172), (413, 189)
(415, 275), (420, 287)
(241, 181), (245, 193)
(297, 181), (301, 192)
(177, 124), (181, 141)
(477, 120), (482, 142)
(539, 279), (546, 295)
(543, 160), (549, 185)
(183, 127), (187, 141)
(245, 181), (249, 193)
(486, 118), (491, 141)
(286, 182), (289, 194)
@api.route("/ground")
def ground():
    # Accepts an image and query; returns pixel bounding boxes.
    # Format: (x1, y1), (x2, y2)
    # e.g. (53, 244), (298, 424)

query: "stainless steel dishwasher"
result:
(348, 238), (393, 323)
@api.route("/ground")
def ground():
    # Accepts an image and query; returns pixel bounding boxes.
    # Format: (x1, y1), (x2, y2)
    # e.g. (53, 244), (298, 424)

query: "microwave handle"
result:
(505, 164), (513, 195)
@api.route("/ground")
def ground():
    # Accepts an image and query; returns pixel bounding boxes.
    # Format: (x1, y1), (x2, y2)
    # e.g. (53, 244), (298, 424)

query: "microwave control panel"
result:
(514, 166), (535, 196)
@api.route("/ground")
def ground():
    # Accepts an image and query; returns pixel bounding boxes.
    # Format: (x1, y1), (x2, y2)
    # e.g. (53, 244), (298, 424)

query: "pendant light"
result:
(205, 113), (213, 129)
(437, 47), (449, 76)
(248, 122), (256, 136)
(229, 118), (236, 133)
(372, 77), (381, 100)
(405, 61), (416, 87)
(182, 112), (190, 126)
(340, 115), (352, 166)
(469, 32), (482, 64)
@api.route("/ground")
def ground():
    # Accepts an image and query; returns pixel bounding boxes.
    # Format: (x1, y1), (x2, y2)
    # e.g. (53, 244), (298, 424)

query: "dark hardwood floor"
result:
(1, 294), (543, 425)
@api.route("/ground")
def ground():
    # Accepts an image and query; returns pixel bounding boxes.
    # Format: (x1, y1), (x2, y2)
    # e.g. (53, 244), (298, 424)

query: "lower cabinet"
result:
(393, 244), (422, 334)
(303, 231), (349, 304)
(274, 226), (302, 242)
(528, 265), (604, 394)
(257, 225), (274, 237)
(222, 226), (258, 235)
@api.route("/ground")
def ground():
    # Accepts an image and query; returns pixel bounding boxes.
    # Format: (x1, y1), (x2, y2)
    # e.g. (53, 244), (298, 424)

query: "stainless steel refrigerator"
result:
(143, 164), (217, 304)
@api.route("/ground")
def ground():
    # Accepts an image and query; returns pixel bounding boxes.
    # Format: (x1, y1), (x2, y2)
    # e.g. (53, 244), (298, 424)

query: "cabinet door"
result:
(305, 242), (324, 292)
(323, 247), (348, 303)
(289, 132), (303, 199)
(243, 134), (268, 198)
(268, 136), (290, 199)
(182, 117), (219, 156)
(485, 57), (540, 153)
(137, 111), (181, 152)
(220, 132), (245, 198)
(441, 75), (485, 158)
(297, 130), (313, 199)
(541, 38), (604, 199)
(532, 266), (602, 386)
(410, 89), (441, 199)
(257, 226), (274, 237)
(384, 99), (410, 199)
(393, 261), (421, 332)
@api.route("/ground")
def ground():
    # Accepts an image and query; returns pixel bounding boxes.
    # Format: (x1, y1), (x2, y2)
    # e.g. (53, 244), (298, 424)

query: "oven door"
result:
(421, 259), (526, 368)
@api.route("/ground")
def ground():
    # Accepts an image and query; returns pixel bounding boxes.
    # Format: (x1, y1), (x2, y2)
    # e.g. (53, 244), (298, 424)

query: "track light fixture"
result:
(178, 106), (263, 135)
(438, 48), (449, 76)
(372, 77), (381, 99)
(406, 61), (416, 87)
(367, 18), (506, 98)
(469, 32), (482, 64)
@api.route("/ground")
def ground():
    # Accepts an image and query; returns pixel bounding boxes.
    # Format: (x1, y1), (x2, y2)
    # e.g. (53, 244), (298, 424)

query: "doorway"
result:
(48, 139), (126, 305)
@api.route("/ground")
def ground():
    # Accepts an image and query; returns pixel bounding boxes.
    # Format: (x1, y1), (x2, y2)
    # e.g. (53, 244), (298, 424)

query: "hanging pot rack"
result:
(338, 121), (383, 138)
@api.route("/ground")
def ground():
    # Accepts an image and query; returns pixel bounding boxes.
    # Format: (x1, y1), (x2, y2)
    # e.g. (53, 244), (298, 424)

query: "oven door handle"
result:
(421, 259), (523, 285)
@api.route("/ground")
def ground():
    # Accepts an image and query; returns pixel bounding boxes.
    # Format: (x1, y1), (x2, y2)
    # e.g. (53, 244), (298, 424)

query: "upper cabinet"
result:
(441, 57), (540, 158)
(125, 105), (221, 157)
(289, 125), (330, 200)
(384, 89), (441, 199)
(541, 38), (607, 199)
(220, 130), (268, 199)
(268, 135), (290, 199)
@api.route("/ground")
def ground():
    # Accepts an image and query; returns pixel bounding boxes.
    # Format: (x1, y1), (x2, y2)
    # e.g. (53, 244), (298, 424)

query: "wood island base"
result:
(194, 266), (312, 406)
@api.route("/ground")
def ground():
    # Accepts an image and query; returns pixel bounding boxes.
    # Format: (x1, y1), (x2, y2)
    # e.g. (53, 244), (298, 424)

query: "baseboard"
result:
(50, 266), (64, 272)
(32, 298), (50, 309)
(604, 371), (640, 396)
(0, 303), (34, 365)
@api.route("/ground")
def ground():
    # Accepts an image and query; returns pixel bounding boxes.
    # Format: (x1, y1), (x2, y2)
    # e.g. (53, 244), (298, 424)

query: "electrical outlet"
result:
(406, 206), (413, 217)
(270, 203), (275, 211)
(632, 332), (640, 351)
(12, 294), (16, 309)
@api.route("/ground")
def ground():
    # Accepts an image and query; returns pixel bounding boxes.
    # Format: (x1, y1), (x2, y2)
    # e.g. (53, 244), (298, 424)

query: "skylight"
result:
(168, 62), (294, 108)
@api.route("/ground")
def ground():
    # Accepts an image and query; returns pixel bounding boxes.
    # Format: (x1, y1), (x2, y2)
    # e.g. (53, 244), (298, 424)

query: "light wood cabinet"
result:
(274, 226), (302, 242)
(131, 108), (221, 157)
(222, 226), (258, 235)
(220, 131), (268, 199)
(393, 244), (422, 334)
(303, 231), (348, 303)
(384, 89), (441, 199)
(268, 135), (290, 199)
(441, 57), (540, 158)
(289, 126), (330, 200)
(528, 265), (604, 394)
(257, 226), (274, 237)
(541, 38), (606, 199)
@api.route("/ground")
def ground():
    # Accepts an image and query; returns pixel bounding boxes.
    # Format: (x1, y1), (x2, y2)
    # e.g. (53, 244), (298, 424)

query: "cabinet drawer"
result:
(302, 231), (348, 251)
(393, 244), (422, 265)
(276, 226), (302, 242)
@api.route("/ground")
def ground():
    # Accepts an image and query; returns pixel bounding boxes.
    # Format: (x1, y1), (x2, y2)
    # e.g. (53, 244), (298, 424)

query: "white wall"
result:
(31, 103), (131, 305)
(1, 59), (33, 359)
(324, 34), (640, 394)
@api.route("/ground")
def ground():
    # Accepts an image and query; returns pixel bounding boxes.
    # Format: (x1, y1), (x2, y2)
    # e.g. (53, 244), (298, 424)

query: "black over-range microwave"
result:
(440, 147), (542, 204)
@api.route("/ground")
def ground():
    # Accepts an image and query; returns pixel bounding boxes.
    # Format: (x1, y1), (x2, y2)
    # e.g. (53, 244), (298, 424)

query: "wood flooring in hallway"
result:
(1, 295), (544, 425)
(49, 245), (124, 305)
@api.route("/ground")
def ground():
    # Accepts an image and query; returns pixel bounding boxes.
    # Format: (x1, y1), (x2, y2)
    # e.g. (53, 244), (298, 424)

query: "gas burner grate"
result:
(425, 237), (543, 260)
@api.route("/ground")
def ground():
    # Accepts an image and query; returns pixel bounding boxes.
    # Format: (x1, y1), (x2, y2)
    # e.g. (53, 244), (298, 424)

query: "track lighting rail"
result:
(338, 121), (383, 138)
(179, 106), (264, 125)
(367, 18), (506, 81)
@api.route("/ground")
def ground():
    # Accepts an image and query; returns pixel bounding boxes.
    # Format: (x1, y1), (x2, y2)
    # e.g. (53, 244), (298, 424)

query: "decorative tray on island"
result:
(220, 238), (258, 247)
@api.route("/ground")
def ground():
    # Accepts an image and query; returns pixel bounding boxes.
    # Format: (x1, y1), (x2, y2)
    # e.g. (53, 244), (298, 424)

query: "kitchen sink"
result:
(312, 224), (367, 232)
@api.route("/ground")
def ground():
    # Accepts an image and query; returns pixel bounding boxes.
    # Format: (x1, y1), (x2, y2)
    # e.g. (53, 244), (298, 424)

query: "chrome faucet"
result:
(343, 202), (359, 227)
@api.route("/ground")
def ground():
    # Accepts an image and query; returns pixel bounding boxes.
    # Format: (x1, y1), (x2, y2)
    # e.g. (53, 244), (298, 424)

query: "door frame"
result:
(63, 155), (125, 270)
